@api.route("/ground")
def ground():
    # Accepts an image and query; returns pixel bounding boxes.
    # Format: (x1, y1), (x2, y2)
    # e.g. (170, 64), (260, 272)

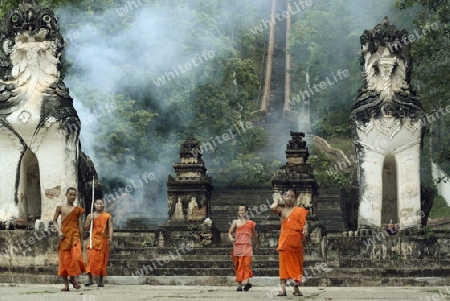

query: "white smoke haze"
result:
(52, 0), (265, 227)
(287, 0), (422, 134)
(50, 0), (422, 227)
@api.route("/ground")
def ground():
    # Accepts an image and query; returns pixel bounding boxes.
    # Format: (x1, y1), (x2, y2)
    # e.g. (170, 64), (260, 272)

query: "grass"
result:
(326, 136), (355, 159)
(429, 195), (450, 219)
(304, 292), (323, 299)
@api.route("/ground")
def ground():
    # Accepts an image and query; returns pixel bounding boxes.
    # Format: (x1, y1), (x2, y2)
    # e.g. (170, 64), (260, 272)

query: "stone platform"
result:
(1, 229), (450, 286)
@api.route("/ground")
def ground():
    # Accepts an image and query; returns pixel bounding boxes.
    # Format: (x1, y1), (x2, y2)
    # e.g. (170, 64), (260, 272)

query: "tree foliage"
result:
(395, 0), (450, 171)
(2, 0), (448, 191)
(288, 0), (419, 139)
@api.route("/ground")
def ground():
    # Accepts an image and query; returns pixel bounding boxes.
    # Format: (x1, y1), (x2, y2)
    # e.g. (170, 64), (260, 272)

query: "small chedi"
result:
(271, 131), (318, 218)
(350, 17), (430, 230)
(269, 131), (325, 248)
(0, 0), (98, 229)
(158, 137), (219, 247)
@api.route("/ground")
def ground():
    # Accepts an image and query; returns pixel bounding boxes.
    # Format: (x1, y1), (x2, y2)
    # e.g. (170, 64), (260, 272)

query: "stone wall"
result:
(325, 232), (450, 264)
(0, 229), (59, 269)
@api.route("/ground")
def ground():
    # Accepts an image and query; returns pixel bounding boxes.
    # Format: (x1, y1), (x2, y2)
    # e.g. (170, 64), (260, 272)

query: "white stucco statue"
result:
(0, 0), (97, 227)
(350, 17), (425, 230)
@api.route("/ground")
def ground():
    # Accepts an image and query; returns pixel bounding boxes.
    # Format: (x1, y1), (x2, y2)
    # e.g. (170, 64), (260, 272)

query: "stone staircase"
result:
(106, 231), (324, 278)
(316, 188), (344, 233)
(209, 187), (277, 233)
(2, 227), (450, 286)
(210, 186), (342, 233)
(90, 184), (341, 279)
(96, 230), (450, 286)
(252, 120), (295, 162)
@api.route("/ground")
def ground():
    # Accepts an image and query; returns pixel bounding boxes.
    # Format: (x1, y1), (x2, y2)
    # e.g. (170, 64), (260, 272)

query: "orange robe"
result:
(86, 212), (111, 276)
(58, 206), (85, 276)
(232, 220), (256, 282)
(277, 207), (308, 283)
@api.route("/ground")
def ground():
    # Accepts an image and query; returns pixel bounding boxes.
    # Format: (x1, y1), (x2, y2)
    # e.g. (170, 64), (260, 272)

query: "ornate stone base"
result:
(155, 220), (221, 248)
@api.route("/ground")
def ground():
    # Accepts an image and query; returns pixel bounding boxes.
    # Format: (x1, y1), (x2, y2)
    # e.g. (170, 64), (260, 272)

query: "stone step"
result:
(330, 259), (450, 269)
(109, 254), (280, 261)
(323, 267), (450, 278)
(318, 205), (341, 211)
(2, 264), (450, 279)
(112, 267), (281, 277)
(1, 274), (447, 287)
(107, 247), (320, 256)
(211, 205), (274, 211)
(109, 259), (282, 270)
(117, 251), (317, 260)
(317, 211), (342, 217)
(112, 266), (450, 278)
(317, 196), (341, 202)
(210, 209), (275, 218)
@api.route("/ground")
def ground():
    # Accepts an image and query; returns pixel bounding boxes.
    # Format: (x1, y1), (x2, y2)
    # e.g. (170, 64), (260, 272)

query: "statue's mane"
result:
(350, 17), (424, 125)
(0, 0), (73, 125)
(0, 0), (64, 78)
(359, 16), (413, 88)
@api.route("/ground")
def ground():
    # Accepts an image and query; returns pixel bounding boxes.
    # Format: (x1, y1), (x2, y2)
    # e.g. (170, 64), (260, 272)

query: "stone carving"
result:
(174, 198), (184, 220)
(0, 0), (99, 226)
(167, 195), (176, 217)
(271, 131), (319, 220)
(160, 137), (219, 247)
(361, 185), (382, 203)
(350, 17), (426, 229)
(167, 137), (213, 221)
(373, 117), (401, 139)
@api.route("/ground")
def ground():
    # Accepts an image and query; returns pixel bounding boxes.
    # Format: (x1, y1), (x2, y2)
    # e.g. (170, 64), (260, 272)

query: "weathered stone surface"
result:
(271, 131), (319, 219)
(3, 230), (450, 286)
(158, 137), (218, 247)
(156, 221), (221, 248)
(0, 0), (100, 225)
(0, 229), (59, 268)
(167, 137), (213, 222)
(350, 17), (427, 229)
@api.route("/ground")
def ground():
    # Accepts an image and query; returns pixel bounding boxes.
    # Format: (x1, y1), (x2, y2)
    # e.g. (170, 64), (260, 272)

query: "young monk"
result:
(228, 205), (259, 292)
(53, 187), (85, 291)
(84, 198), (113, 287)
(270, 189), (308, 296)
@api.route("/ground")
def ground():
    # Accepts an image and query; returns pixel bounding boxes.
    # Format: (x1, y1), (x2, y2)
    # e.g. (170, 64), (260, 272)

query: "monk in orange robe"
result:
(228, 205), (259, 291)
(53, 187), (85, 291)
(270, 189), (309, 296)
(84, 199), (113, 287)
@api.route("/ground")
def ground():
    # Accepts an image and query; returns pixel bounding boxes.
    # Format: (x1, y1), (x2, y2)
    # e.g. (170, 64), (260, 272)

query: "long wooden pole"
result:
(89, 176), (94, 249)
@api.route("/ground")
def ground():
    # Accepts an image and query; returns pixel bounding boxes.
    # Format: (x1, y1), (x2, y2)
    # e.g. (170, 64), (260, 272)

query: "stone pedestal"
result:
(159, 137), (219, 246)
(271, 131), (319, 220)
(270, 131), (325, 253)
(0, 1), (100, 226)
(155, 220), (220, 248)
(350, 18), (428, 230)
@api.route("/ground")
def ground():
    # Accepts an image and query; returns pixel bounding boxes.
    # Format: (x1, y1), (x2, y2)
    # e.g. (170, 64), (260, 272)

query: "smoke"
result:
(54, 0), (263, 228)
(53, 0), (419, 227)
(287, 0), (420, 137)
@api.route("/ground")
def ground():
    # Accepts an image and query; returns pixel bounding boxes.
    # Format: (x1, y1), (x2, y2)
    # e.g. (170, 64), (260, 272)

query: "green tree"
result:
(288, 0), (420, 138)
(395, 0), (450, 171)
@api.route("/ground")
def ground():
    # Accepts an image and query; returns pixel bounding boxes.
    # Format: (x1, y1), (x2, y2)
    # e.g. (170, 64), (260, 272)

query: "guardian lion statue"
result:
(0, 0), (98, 228)
(350, 17), (426, 230)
